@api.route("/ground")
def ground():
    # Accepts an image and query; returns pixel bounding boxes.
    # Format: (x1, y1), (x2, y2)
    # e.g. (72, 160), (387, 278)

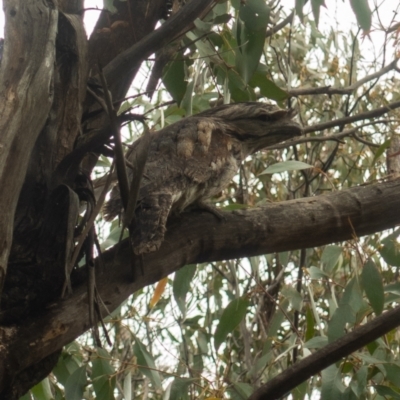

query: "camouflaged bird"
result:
(104, 102), (303, 254)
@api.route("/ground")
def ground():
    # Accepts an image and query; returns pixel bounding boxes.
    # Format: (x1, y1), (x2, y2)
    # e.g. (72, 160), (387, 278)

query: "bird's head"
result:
(199, 102), (303, 156)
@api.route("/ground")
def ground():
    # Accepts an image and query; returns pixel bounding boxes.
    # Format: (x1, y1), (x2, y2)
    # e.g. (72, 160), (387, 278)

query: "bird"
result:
(104, 102), (303, 255)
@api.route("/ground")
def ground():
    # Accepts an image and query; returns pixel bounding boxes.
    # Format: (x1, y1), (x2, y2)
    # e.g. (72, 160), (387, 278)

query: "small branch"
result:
(289, 59), (398, 97)
(304, 100), (400, 133)
(266, 120), (394, 151)
(247, 304), (400, 400)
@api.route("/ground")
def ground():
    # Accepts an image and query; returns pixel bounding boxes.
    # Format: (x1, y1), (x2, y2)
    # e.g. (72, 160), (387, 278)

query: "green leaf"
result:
(372, 139), (391, 166)
(384, 364), (400, 387)
(173, 264), (196, 316)
(305, 306), (316, 342)
(235, 0), (270, 83)
(321, 364), (345, 400)
(31, 378), (53, 400)
(308, 266), (329, 279)
(214, 297), (249, 351)
(162, 54), (188, 105)
(292, 380), (308, 400)
(259, 160), (313, 175)
(133, 339), (163, 390)
(375, 385), (400, 399)
(282, 286), (303, 311)
(226, 382), (253, 400)
(304, 336), (328, 349)
(53, 354), (80, 386)
(91, 349), (116, 400)
(65, 366), (87, 400)
(362, 259), (384, 315)
(168, 378), (197, 400)
(249, 71), (288, 101)
(295, 0), (307, 22)
(350, 0), (372, 31)
(227, 69), (255, 102)
(311, 0), (325, 27)
(328, 278), (363, 342)
(321, 245), (343, 273)
(379, 232), (400, 266)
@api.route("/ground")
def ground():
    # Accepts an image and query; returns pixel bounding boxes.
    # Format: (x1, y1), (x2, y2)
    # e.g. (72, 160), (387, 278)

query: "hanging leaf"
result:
(214, 297), (249, 351)
(295, 0), (307, 22)
(163, 54), (188, 105)
(379, 230), (400, 266)
(30, 378), (53, 400)
(321, 245), (343, 273)
(350, 0), (372, 32)
(65, 367), (87, 400)
(311, 0), (326, 27)
(168, 378), (197, 400)
(134, 339), (163, 390)
(362, 259), (384, 315)
(149, 277), (168, 309)
(173, 264), (197, 315)
(92, 348), (116, 400)
(235, 0), (270, 83)
(375, 385), (400, 399)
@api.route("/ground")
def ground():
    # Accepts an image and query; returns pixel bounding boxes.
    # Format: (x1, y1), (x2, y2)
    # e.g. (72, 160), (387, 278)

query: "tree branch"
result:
(289, 59), (399, 97)
(0, 178), (399, 391)
(0, 0), (58, 303)
(248, 303), (400, 400)
(102, 0), (217, 88)
(304, 99), (400, 133)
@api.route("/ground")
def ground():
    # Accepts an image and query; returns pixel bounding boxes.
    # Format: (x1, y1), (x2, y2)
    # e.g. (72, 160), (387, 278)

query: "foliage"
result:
(8, 0), (400, 399)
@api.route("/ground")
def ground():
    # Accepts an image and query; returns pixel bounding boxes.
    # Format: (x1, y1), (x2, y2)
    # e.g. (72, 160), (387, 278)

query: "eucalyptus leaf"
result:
(214, 297), (249, 351)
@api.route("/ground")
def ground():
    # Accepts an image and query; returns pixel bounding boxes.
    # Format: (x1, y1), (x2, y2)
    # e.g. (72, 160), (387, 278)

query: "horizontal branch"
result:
(304, 99), (400, 133)
(267, 119), (394, 150)
(289, 59), (399, 97)
(1, 178), (400, 390)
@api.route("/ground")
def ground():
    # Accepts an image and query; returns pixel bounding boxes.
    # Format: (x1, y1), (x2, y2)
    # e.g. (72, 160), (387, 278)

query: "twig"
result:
(289, 59), (398, 97)
(98, 66), (130, 211)
(303, 99), (400, 133)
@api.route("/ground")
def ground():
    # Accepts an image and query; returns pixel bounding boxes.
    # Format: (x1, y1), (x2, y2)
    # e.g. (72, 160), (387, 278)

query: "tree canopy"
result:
(0, 0), (400, 399)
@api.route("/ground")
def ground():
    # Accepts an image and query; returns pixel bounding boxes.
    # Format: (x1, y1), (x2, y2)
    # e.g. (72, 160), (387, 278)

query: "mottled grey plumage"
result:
(104, 102), (302, 254)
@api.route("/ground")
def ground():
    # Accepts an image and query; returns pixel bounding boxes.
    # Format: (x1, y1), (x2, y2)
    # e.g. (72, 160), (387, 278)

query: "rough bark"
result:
(0, 0), (58, 301)
(0, 178), (399, 395)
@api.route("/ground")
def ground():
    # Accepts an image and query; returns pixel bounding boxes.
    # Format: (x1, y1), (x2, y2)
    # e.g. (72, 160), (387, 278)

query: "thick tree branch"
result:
(0, 178), (399, 391)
